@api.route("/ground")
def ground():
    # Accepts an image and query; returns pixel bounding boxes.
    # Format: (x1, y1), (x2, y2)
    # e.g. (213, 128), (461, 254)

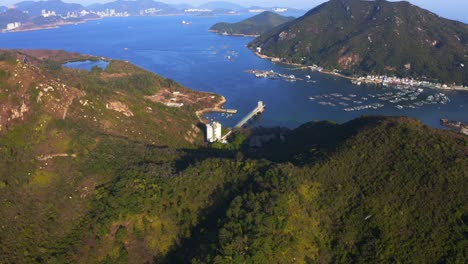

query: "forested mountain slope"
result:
(0, 50), (466, 263)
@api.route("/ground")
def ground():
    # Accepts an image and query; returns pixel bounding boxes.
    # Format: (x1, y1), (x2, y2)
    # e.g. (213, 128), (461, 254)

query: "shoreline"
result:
(1, 19), (93, 34)
(252, 51), (468, 92)
(195, 95), (227, 124)
(208, 30), (259, 38)
(2, 14), (242, 35)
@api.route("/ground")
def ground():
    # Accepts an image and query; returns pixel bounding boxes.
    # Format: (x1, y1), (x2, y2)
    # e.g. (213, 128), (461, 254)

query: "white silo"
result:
(206, 123), (214, 142)
(213, 122), (222, 141)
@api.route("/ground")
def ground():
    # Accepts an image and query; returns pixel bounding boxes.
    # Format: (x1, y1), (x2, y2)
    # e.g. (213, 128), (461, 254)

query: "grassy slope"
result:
(0, 49), (211, 263)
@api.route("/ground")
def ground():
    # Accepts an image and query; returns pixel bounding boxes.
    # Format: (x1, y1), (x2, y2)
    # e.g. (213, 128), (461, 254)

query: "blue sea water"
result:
(0, 15), (466, 128)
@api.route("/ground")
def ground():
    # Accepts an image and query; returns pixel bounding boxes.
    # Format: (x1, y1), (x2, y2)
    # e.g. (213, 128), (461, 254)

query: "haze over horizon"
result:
(1, 0), (467, 21)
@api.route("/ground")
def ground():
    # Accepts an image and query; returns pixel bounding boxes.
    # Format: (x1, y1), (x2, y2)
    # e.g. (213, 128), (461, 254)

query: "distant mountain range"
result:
(87, 0), (179, 15)
(0, 9), (30, 28)
(210, 11), (295, 36)
(1, 1), (90, 30)
(199, 1), (244, 11)
(249, 0), (468, 86)
(1, 0), (306, 31)
(14, 0), (84, 16)
(5, 0), (306, 16)
(238, 6), (305, 15)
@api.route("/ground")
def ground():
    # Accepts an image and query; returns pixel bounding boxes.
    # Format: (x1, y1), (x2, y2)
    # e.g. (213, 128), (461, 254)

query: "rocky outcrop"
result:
(106, 101), (134, 117)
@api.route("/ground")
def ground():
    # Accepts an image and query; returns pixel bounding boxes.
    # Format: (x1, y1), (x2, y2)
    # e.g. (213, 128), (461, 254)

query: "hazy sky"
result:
(2, 0), (467, 22)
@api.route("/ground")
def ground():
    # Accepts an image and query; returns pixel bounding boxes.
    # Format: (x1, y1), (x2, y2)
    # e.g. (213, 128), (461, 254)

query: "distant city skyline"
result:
(2, 0), (467, 22)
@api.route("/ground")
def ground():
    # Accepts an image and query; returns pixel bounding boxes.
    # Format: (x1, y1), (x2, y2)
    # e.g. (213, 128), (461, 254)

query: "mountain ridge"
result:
(88, 0), (178, 15)
(199, 1), (244, 11)
(249, 0), (468, 86)
(14, 0), (84, 16)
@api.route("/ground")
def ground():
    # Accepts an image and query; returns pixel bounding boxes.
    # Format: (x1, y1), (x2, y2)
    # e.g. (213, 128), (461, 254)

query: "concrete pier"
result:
(203, 108), (238, 114)
(234, 101), (265, 128)
(220, 101), (266, 141)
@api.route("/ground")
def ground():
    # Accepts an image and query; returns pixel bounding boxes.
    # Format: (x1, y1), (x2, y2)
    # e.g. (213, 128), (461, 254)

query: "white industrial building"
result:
(206, 121), (222, 143)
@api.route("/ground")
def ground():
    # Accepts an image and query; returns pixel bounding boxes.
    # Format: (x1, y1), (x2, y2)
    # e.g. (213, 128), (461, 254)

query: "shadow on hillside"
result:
(245, 121), (356, 166)
(155, 182), (234, 263)
(173, 116), (387, 173)
(174, 147), (238, 173)
(155, 164), (269, 264)
(174, 121), (357, 171)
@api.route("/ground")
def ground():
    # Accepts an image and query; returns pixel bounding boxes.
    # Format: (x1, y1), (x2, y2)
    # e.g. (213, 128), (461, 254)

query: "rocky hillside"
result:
(0, 49), (226, 263)
(0, 49), (220, 145)
(249, 0), (468, 85)
(210, 11), (294, 36)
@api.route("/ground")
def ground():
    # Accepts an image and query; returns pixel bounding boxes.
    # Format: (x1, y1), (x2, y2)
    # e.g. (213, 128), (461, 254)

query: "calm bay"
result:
(0, 15), (466, 128)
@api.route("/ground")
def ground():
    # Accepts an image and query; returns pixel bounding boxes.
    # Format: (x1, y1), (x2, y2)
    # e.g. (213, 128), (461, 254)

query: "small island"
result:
(209, 11), (295, 37)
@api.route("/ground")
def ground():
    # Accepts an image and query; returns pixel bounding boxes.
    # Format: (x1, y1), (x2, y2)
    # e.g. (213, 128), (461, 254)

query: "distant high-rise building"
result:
(6, 22), (21, 30)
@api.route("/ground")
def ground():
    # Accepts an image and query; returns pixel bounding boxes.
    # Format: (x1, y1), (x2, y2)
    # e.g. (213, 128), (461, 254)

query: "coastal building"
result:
(6, 22), (21, 31)
(249, 9), (267, 13)
(80, 10), (90, 16)
(95, 9), (128, 17)
(272, 8), (288, 13)
(165, 102), (184, 108)
(41, 9), (56, 17)
(206, 121), (222, 142)
(143, 8), (161, 14)
(184, 8), (212, 13)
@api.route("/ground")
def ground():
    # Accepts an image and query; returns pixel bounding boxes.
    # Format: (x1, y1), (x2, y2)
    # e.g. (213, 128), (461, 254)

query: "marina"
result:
(308, 87), (451, 112)
(246, 69), (303, 82)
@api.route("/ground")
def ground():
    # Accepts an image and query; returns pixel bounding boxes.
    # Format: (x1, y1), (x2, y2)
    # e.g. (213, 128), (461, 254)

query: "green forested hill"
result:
(249, 0), (468, 85)
(210, 11), (295, 36)
(0, 50), (466, 263)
